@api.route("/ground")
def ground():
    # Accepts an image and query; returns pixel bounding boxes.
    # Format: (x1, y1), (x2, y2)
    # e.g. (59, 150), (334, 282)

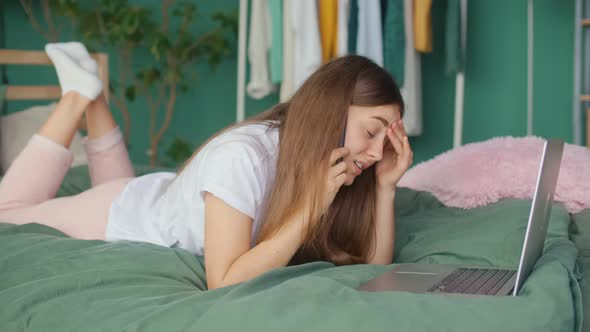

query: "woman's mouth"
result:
(353, 160), (363, 175)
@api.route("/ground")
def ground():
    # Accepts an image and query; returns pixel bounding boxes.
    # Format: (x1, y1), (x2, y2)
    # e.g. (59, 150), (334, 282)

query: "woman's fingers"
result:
(334, 172), (348, 187)
(387, 122), (414, 169)
(398, 120), (408, 137)
(401, 136), (413, 167)
(330, 147), (349, 165)
(388, 127), (404, 156)
(329, 160), (348, 177)
(391, 120), (404, 142)
(398, 121), (413, 165)
(328, 148), (349, 193)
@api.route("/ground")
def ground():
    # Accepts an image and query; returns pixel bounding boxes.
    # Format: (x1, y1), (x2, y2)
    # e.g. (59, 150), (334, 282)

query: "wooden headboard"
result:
(0, 49), (109, 101)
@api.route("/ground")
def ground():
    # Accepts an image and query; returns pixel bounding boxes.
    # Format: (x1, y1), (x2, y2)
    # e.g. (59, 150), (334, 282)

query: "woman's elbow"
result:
(207, 276), (241, 290)
(367, 253), (394, 265)
(207, 277), (230, 290)
(367, 259), (391, 265)
(207, 281), (222, 290)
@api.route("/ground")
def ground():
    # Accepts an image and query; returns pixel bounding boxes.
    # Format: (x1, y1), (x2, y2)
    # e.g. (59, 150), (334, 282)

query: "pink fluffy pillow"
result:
(397, 136), (590, 214)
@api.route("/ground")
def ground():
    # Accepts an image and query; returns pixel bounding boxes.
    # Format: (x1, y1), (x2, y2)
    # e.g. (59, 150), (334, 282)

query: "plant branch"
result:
(161, 0), (176, 33)
(150, 82), (178, 166)
(120, 46), (135, 89)
(96, 11), (107, 35)
(145, 89), (158, 139)
(182, 26), (224, 61)
(19, 0), (53, 41)
(146, 74), (166, 164)
(110, 93), (131, 144)
(114, 48), (134, 144)
(40, 0), (59, 42)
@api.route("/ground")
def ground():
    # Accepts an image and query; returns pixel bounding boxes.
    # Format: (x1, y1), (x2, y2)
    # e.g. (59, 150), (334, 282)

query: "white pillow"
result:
(0, 102), (88, 173)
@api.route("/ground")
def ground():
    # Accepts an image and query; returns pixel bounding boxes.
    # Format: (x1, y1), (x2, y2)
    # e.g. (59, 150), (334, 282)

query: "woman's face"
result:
(342, 104), (401, 185)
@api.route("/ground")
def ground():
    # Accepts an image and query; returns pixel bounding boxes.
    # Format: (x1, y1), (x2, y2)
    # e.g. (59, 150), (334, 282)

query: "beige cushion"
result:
(0, 102), (88, 173)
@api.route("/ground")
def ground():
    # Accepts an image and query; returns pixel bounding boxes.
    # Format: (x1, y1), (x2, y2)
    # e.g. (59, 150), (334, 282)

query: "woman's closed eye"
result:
(366, 130), (375, 138)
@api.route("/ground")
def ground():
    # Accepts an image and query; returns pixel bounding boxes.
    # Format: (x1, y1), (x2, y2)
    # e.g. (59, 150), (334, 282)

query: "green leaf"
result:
(110, 80), (119, 92)
(166, 138), (196, 164)
(124, 85), (136, 102)
(137, 68), (161, 87)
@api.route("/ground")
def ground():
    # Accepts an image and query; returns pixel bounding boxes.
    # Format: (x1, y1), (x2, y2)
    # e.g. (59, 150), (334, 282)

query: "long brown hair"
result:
(177, 55), (404, 265)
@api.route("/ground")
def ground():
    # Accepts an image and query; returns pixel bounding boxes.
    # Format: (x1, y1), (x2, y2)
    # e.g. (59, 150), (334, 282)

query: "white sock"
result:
(48, 42), (98, 75)
(45, 44), (103, 100)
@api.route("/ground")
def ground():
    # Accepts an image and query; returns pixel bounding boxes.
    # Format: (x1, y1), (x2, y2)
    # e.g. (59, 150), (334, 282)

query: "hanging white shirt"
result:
(291, 0), (322, 91)
(246, 0), (275, 99)
(356, 1), (383, 66)
(336, 0), (350, 57)
(401, 0), (423, 135)
(280, 0), (295, 102)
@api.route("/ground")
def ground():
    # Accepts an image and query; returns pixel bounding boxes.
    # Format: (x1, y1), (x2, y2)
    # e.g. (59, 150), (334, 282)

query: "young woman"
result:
(0, 43), (412, 289)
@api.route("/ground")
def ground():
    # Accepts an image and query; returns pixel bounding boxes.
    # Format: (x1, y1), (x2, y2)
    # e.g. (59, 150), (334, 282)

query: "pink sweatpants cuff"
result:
(83, 126), (124, 155)
(31, 134), (74, 166)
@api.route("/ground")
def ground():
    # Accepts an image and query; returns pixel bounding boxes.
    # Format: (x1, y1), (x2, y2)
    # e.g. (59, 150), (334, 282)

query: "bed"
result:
(0, 49), (585, 331)
(0, 164), (584, 331)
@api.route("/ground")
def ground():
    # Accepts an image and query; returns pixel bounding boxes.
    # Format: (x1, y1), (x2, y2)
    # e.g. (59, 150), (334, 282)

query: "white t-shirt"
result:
(106, 122), (280, 255)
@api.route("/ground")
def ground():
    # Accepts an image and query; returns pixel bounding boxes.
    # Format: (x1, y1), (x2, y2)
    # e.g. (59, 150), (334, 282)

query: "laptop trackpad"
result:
(358, 264), (456, 292)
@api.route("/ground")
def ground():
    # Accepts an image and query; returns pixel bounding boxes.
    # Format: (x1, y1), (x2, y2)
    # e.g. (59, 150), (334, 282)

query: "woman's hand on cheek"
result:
(375, 120), (413, 191)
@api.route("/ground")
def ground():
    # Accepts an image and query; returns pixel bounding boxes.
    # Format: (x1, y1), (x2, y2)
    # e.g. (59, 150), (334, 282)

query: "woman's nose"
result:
(367, 140), (384, 162)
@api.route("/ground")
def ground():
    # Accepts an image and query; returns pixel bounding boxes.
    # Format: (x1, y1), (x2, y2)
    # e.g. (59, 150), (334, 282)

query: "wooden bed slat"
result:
(0, 49), (109, 101)
(0, 49), (52, 65)
(6, 86), (61, 100)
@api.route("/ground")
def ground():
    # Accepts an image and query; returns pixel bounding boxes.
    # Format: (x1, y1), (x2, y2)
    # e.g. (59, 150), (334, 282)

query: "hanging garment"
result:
(336, 0), (350, 56)
(414, 0), (433, 53)
(383, 0), (405, 85)
(401, 0), (422, 135)
(445, 0), (463, 75)
(380, 0), (389, 33)
(291, 0), (322, 91)
(280, 0), (295, 101)
(268, 0), (283, 84)
(356, 0), (384, 66)
(246, 0), (275, 99)
(347, 0), (359, 54)
(319, 0), (338, 62)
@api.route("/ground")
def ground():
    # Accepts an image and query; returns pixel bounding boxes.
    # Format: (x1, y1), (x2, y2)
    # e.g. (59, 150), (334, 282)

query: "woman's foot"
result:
(45, 44), (103, 100)
(46, 42), (98, 74)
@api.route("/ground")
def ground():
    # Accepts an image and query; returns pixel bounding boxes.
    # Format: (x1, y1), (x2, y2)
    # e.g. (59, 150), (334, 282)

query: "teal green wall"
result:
(1, 0), (577, 167)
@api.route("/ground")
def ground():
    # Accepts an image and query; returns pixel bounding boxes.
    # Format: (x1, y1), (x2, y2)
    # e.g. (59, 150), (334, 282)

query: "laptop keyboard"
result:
(427, 268), (516, 295)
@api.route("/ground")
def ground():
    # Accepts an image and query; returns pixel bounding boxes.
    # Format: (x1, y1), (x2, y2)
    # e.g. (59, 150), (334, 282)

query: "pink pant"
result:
(0, 127), (135, 240)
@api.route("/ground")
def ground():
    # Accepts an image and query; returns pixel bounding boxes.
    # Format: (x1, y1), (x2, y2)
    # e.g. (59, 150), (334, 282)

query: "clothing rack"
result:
(237, 0), (248, 123)
(236, 1), (462, 144)
(453, 0), (468, 147)
(574, 0), (590, 148)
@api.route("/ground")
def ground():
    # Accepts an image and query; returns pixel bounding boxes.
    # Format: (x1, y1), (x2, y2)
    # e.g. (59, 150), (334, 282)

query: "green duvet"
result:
(0, 188), (582, 331)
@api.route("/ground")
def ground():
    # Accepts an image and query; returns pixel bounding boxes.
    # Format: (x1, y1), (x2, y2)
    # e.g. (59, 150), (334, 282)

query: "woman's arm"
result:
(202, 147), (350, 289)
(368, 187), (396, 265)
(204, 193), (306, 290)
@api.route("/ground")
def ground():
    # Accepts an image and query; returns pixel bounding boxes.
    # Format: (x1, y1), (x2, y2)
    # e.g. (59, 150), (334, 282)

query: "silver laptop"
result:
(358, 139), (564, 296)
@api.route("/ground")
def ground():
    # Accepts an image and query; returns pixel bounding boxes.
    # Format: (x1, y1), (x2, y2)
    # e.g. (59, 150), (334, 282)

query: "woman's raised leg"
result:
(0, 92), (91, 210)
(0, 91), (133, 240)
(0, 43), (132, 240)
(42, 42), (135, 187)
(83, 93), (135, 187)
